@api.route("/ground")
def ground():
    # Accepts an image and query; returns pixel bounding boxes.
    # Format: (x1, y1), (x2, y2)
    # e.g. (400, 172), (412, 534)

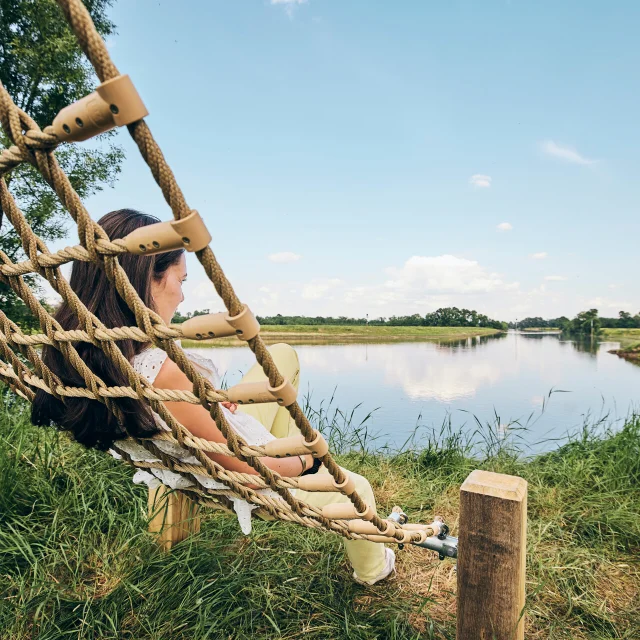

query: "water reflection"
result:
(520, 331), (600, 357)
(434, 332), (507, 351)
(566, 337), (599, 356)
(381, 347), (507, 402)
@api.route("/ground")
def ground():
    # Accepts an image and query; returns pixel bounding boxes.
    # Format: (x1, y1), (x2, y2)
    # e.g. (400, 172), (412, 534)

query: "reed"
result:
(1, 387), (638, 639)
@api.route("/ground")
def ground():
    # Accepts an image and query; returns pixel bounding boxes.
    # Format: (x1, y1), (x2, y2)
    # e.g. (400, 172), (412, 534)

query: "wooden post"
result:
(457, 470), (527, 640)
(148, 485), (200, 551)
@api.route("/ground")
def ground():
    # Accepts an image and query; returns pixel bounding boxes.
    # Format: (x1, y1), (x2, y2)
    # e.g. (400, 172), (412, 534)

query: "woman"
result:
(32, 209), (395, 586)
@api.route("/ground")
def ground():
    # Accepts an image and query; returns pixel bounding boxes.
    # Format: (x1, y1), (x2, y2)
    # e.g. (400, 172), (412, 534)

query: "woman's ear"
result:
(149, 276), (163, 311)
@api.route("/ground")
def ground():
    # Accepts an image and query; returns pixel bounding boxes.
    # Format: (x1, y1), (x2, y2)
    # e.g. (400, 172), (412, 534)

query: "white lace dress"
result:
(109, 347), (294, 534)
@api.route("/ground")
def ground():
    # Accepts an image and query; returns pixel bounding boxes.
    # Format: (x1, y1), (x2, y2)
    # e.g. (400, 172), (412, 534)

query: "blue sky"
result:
(78, 0), (640, 321)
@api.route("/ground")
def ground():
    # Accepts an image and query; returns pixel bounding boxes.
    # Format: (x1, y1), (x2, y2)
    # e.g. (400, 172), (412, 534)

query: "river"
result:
(187, 332), (640, 453)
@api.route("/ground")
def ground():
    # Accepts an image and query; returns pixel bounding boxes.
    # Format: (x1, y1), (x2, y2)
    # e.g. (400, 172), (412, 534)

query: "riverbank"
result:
(609, 343), (640, 362)
(1, 390), (638, 639)
(602, 328), (640, 363)
(178, 324), (503, 348)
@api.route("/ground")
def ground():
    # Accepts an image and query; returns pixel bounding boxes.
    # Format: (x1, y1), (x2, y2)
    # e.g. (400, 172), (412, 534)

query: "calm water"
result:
(190, 332), (640, 453)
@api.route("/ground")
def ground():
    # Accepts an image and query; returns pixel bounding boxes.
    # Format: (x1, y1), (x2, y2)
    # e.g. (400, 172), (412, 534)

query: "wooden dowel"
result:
(148, 485), (200, 551)
(457, 470), (527, 640)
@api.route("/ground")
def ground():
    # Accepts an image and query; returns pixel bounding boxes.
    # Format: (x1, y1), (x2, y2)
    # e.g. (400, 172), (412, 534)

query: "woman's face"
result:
(152, 253), (187, 324)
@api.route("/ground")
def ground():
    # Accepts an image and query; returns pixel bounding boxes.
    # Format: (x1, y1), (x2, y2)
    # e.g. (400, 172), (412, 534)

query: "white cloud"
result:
(385, 255), (516, 294)
(302, 278), (342, 300)
(588, 297), (633, 311)
(268, 251), (301, 263)
(271, 0), (307, 16)
(470, 174), (492, 188)
(545, 275), (567, 281)
(497, 222), (513, 232)
(531, 252), (547, 259)
(540, 140), (596, 166)
(608, 283), (621, 290)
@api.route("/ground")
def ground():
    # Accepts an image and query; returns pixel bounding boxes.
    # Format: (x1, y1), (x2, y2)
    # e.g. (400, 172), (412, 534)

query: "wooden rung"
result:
(263, 431), (328, 458)
(348, 519), (395, 536)
(148, 485), (200, 551)
(123, 210), (211, 255)
(322, 502), (374, 520)
(295, 474), (341, 492)
(181, 305), (260, 341)
(227, 378), (297, 407)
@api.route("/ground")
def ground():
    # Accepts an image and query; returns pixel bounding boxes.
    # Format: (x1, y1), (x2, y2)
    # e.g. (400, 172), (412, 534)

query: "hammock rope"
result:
(0, 0), (439, 546)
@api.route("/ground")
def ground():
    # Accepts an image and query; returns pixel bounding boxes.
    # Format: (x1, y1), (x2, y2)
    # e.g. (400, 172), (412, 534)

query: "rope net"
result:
(0, 0), (434, 546)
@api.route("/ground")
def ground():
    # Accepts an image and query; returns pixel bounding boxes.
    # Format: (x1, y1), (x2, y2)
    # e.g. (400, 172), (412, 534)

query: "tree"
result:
(0, 0), (124, 328)
(618, 311), (634, 329)
(564, 309), (601, 336)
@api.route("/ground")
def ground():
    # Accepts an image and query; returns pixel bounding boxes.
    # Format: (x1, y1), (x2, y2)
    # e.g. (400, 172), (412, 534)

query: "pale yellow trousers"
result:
(236, 343), (386, 582)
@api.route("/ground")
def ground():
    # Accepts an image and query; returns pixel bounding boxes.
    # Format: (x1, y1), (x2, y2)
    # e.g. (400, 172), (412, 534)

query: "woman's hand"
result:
(221, 401), (238, 414)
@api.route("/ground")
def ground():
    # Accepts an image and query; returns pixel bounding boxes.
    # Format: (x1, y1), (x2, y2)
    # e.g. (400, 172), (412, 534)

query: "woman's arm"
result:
(153, 358), (311, 476)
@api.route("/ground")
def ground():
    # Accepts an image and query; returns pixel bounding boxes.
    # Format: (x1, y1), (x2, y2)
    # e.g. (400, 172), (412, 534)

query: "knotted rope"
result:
(0, 0), (435, 545)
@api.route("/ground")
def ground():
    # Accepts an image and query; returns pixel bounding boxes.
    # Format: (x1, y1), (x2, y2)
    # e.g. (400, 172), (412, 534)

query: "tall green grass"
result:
(1, 387), (638, 639)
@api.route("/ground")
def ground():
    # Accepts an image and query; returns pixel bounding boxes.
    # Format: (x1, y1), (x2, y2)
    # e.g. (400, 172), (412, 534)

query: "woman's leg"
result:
(235, 343), (300, 438)
(237, 344), (388, 582)
(296, 466), (388, 583)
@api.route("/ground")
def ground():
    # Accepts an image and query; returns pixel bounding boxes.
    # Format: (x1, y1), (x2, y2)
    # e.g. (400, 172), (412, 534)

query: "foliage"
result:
(174, 307), (508, 330)
(600, 310), (640, 329)
(1, 388), (638, 638)
(171, 308), (211, 324)
(563, 308), (602, 335)
(508, 316), (569, 330)
(511, 310), (640, 333)
(420, 307), (507, 330)
(0, 0), (123, 329)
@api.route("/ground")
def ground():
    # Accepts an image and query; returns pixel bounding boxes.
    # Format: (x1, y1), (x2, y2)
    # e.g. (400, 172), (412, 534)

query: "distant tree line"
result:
(173, 307), (508, 330)
(172, 309), (211, 324)
(601, 311), (640, 329)
(510, 309), (640, 336)
(508, 317), (569, 330)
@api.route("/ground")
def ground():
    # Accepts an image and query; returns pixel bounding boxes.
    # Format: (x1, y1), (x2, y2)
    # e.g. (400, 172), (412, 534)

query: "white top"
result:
(109, 347), (293, 534)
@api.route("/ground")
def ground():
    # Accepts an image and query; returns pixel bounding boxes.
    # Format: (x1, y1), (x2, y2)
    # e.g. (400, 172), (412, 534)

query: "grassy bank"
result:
(601, 328), (640, 348)
(1, 392), (639, 639)
(601, 329), (640, 362)
(178, 325), (503, 348)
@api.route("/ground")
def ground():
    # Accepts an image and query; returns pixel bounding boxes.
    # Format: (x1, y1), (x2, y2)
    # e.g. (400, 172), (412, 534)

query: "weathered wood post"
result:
(148, 485), (200, 551)
(457, 470), (527, 640)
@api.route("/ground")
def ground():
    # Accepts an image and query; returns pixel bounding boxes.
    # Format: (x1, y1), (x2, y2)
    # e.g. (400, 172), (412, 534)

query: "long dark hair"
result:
(31, 209), (184, 450)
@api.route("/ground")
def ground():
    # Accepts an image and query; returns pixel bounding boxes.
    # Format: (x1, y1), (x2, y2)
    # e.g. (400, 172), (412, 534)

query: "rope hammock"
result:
(0, 0), (444, 549)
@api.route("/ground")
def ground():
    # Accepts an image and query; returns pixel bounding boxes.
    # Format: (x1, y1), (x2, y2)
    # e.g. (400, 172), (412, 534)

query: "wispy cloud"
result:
(545, 275), (567, 281)
(271, 0), (307, 17)
(588, 297), (633, 311)
(302, 278), (342, 300)
(469, 174), (492, 188)
(268, 251), (301, 263)
(531, 252), (547, 259)
(540, 140), (596, 166)
(497, 222), (513, 232)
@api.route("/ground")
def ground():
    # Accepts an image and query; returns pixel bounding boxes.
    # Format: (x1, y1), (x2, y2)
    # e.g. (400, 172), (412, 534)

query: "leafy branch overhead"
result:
(0, 0), (124, 328)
